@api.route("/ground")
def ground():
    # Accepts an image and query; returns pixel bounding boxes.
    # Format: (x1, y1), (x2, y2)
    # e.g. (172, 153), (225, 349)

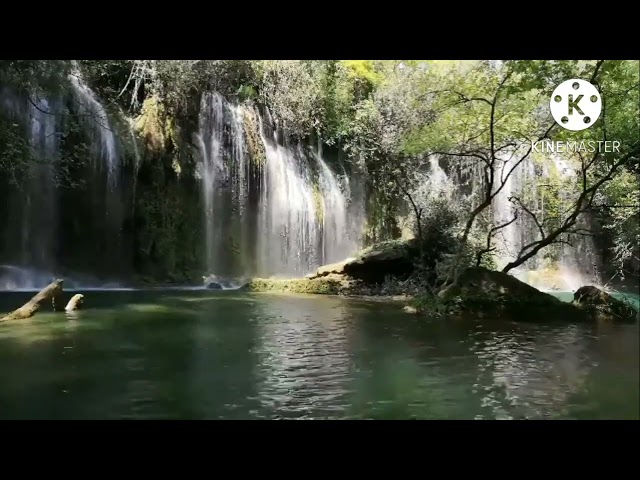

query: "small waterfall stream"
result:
(428, 152), (602, 291)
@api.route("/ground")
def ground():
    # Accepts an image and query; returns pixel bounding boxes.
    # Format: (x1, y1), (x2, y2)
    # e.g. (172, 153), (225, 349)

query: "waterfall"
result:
(0, 70), (128, 290)
(195, 92), (225, 274)
(24, 97), (59, 268)
(128, 118), (141, 215)
(422, 151), (602, 291)
(196, 92), (361, 279)
(0, 89), (60, 275)
(492, 153), (518, 269)
(316, 151), (354, 265)
(67, 71), (127, 279)
(255, 110), (321, 276)
(68, 72), (119, 185)
(554, 158), (602, 290)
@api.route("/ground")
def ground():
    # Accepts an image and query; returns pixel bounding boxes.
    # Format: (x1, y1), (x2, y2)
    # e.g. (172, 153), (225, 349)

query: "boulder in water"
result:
(572, 285), (638, 323)
(437, 267), (585, 321)
(203, 274), (223, 290)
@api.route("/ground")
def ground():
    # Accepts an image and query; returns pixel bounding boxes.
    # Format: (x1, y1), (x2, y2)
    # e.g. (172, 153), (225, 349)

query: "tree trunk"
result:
(0, 279), (64, 322)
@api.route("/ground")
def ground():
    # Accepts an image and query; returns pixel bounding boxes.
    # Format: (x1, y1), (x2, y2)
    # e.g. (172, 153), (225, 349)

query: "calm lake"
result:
(0, 290), (638, 420)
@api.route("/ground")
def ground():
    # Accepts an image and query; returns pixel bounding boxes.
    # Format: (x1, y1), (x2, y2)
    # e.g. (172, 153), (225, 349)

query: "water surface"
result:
(0, 290), (637, 420)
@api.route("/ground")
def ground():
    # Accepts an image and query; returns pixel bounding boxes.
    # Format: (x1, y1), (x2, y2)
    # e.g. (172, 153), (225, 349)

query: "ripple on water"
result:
(0, 291), (637, 419)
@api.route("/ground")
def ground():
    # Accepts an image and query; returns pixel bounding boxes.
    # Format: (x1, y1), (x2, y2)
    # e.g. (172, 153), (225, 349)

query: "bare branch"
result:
(510, 195), (545, 238)
(590, 60), (605, 84)
(503, 142), (640, 273)
(476, 212), (519, 267)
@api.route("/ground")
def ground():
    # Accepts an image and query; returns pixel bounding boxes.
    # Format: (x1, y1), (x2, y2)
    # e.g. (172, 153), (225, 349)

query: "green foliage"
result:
(0, 60), (71, 98)
(255, 60), (323, 139)
(0, 109), (32, 185)
(0, 59), (637, 285)
(135, 167), (203, 283)
(410, 291), (448, 316)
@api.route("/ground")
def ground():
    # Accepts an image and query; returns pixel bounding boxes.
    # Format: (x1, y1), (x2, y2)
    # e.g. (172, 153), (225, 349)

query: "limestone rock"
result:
(310, 258), (354, 279)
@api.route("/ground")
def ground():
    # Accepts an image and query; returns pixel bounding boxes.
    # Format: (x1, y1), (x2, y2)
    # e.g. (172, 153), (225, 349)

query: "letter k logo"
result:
(568, 94), (584, 115)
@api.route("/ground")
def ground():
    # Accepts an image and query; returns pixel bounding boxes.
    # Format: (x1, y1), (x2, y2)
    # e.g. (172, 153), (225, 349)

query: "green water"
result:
(0, 290), (638, 420)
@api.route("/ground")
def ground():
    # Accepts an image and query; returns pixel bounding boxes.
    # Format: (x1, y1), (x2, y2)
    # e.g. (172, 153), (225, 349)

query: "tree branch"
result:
(476, 213), (519, 266)
(510, 195), (545, 238)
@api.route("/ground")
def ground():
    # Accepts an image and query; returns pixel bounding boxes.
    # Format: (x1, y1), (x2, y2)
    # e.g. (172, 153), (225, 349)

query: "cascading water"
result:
(196, 92), (361, 279)
(424, 150), (602, 291)
(554, 158), (602, 290)
(0, 70), (128, 290)
(195, 92), (252, 276)
(68, 72), (119, 185)
(257, 113), (320, 277)
(492, 152), (518, 269)
(67, 71), (129, 280)
(315, 149), (354, 265)
(0, 89), (61, 288)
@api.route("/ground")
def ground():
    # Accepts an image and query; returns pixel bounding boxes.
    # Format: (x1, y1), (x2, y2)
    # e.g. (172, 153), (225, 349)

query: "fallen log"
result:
(0, 279), (64, 322)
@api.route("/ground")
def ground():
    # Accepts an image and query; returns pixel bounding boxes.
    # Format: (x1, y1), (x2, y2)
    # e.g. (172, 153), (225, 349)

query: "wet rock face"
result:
(572, 285), (638, 323)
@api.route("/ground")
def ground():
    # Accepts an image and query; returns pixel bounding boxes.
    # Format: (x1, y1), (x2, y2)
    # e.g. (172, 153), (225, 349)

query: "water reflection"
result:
(251, 295), (354, 419)
(469, 324), (595, 419)
(0, 291), (637, 419)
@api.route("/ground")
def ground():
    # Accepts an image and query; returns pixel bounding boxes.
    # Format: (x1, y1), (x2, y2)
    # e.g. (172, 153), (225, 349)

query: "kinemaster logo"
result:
(550, 79), (602, 131)
(532, 78), (620, 154)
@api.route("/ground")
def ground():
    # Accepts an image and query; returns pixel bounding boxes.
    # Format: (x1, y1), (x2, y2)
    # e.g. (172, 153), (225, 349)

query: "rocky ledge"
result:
(228, 241), (639, 324)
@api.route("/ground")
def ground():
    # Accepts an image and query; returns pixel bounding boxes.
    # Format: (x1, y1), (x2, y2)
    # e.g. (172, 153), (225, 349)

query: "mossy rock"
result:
(572, 285), (638, 323)
(243, 277), (345, 295)
(438, 267), (586, 322)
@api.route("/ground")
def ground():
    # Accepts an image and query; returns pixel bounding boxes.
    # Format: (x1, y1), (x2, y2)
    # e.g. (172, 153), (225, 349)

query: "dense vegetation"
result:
(0, 60), (638, 287)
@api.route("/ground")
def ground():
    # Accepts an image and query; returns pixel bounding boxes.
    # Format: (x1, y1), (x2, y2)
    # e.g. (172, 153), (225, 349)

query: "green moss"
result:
(245, 278), (342, 295)
(237, 84), (257, 102)
(242, 108), (266, 167)
(312, 183), (325, 224)
(134, 96), (165, 152)
(134, 160), (203, 284)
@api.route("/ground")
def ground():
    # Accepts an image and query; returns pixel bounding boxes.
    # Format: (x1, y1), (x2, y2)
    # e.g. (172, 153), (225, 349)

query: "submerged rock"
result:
(206, 282), (223, 290)
(572, 285), (638, 323)
(437, 267), (585, 321)
(403, 305), (418, 314)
